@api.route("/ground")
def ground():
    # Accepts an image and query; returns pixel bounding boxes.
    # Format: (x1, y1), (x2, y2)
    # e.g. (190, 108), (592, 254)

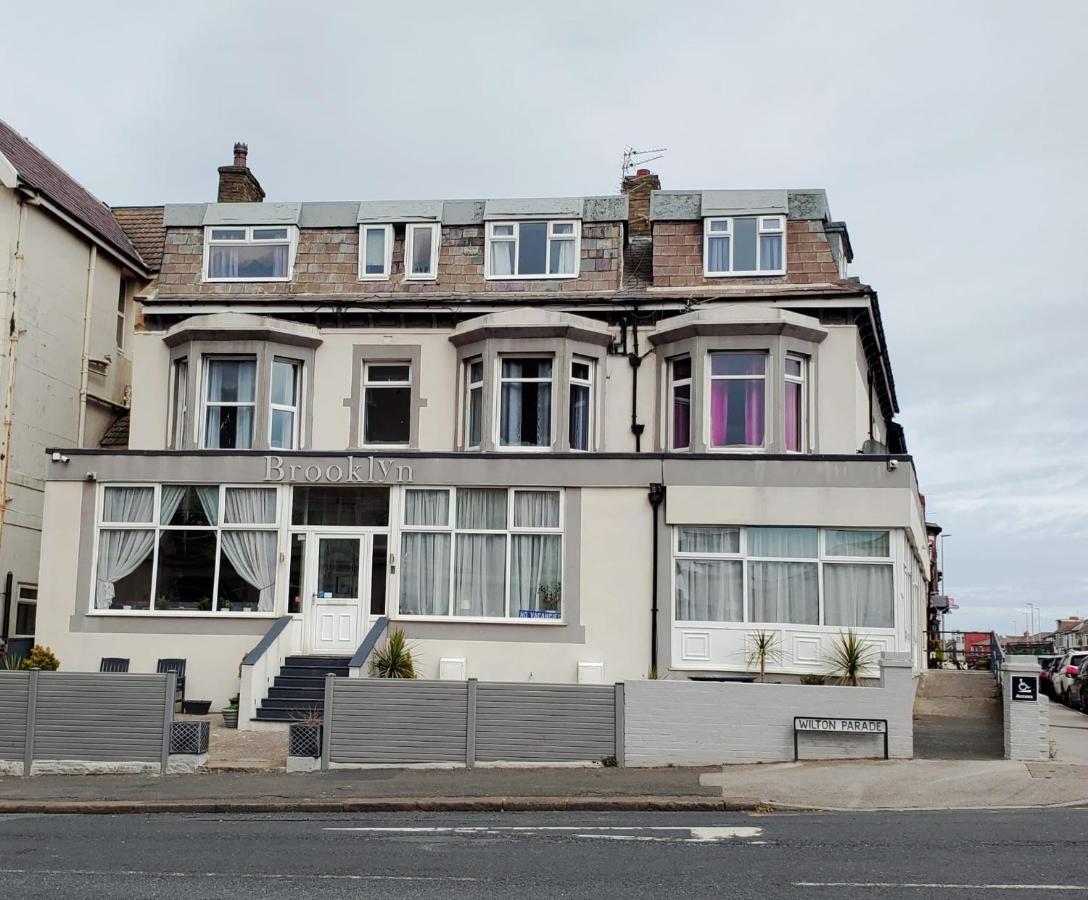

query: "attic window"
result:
(486, 221), (580, 279)
(204, 226), (295, 281)
(704, 216), (785, 276)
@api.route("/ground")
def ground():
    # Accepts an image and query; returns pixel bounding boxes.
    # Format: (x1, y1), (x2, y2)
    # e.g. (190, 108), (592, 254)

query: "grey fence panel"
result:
(31, 673), (170, 764)
(474, 683), (616, 762)
(328, 679), (468, 765)
(0, 673), (30, 762)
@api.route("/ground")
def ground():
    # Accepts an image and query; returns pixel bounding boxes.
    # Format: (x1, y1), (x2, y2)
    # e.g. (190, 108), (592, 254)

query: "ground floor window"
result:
(674, 526), (894, 628)
(399, 487), (563, 621)
(94, 484), (279, 613)
(14, 584), (36, 637)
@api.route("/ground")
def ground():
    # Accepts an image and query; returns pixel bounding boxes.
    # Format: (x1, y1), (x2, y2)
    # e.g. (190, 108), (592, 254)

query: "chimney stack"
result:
(217, 141), (265, 203)
(621, 168), (661, 239)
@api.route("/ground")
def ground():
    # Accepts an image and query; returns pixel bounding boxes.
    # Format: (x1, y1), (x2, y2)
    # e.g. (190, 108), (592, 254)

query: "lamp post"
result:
(939, 533), (952, 594)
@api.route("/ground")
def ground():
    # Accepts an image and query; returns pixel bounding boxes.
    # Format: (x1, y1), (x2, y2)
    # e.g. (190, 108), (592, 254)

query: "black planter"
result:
(221, 708), (239, 728)
(182, 700), (212, 715)
(289, 723), (322, 758)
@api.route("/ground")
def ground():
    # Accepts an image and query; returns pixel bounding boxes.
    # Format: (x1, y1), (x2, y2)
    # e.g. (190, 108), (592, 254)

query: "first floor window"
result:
(785, 354), (806, 452)
(569, 357), (593, 451)
(362, 362), (411, 445)
(399, 487), (562, 620)
(205, 226), (293, 280)
(670, 357), (691, 450)
(405, 223), (439, 279)
(709, 352), (766, 448)
(270, 358), (301, 449)
(464, 357), (484, 448)
(499, 357), (552, 448)
(203, 357), (256, 449)
(94, 484), (278, 614)
(360, 224), (392, 278)
(704, 216), (785, 275)
(14, 584), (36, 637)
(674, 525), (894, 628)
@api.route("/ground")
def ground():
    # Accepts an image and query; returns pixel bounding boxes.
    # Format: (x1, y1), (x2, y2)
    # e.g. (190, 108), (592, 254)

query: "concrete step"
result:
(913, 696), (1001, 719)
(917, 671), (998, 700)
(254, 706), (323, 722)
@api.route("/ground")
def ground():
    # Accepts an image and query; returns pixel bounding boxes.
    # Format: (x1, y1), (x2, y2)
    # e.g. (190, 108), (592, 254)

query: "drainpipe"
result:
(648, 482), (665, 675)
(628, 315), (644, 452)
(76, 245), (97, 448)
(1, 571), (12, 648)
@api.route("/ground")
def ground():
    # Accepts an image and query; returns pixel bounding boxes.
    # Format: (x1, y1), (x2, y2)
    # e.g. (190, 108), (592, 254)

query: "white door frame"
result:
(302, 531), (383, 654)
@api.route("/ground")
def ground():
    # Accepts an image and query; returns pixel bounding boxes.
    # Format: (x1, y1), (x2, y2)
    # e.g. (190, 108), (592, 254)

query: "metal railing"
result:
(927, 630), (1001, 672)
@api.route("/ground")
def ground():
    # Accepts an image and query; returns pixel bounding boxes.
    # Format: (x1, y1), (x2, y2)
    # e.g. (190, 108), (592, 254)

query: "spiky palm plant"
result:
(746, 630), (784, 682)
(827, 629), (876, 686)
(370, 628), (417, 679)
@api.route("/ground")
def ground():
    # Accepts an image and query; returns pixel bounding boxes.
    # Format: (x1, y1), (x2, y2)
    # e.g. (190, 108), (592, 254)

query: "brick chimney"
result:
(217, 142), (265, 203)
(621, 168), (661, 239)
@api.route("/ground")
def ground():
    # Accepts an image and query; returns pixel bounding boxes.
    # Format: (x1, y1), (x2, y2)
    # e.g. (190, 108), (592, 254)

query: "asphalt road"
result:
(2, 808), (1086, 899)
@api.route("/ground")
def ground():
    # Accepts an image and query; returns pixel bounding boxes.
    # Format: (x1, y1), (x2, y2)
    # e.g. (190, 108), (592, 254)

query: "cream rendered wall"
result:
(83, 252), (131, 445)
(816, 325), (866, 453)
(127, 331), (170, 449)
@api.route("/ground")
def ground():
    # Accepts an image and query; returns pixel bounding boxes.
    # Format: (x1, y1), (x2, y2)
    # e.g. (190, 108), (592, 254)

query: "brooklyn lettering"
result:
(263, 455), (414, 484)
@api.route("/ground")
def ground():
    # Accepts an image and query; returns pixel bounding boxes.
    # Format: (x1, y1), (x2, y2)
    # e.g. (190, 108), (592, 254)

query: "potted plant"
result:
(182, 699), (212, 715)
(370, 629), (417, 678)
(537, 582), (562, 614)
(21, 645), (60, 671)
(745, 630), (783, 683)
(221, 694), (240, 728)
(827, 629), (877, 686)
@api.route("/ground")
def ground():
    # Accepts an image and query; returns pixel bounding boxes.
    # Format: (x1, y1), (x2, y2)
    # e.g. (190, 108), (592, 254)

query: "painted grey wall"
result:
(623, 653), (914, 766)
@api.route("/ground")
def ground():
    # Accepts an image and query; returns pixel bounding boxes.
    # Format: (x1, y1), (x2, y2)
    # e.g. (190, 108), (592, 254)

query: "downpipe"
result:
(648, 482), (665, 675)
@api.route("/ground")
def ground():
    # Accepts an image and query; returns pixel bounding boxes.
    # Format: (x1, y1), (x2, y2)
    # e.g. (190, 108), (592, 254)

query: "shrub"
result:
(799, 673), (826, 686)
(745, 630), (784, 683)
(370, 629), (417, 679)
(826, 630), (876, 686)
(22, 646), (60, 671)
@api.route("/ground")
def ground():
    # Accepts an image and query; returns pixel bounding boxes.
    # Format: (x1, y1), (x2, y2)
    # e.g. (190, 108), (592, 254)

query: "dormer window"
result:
(204, 226), (295, 281)
(405, 223), (439, 280)
(359, 224), (393, 279)
(486, 221), (580, 279)
(703, 216), (785, 276)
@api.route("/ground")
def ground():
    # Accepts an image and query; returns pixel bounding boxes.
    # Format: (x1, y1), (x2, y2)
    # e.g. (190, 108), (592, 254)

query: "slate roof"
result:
(98, 413), (130, 448)
(112, 206), (165, 272)
(0, 118), (146, 271)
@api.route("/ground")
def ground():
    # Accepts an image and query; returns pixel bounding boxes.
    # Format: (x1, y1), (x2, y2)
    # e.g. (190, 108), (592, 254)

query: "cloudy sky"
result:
(2, 1), (1085, 634)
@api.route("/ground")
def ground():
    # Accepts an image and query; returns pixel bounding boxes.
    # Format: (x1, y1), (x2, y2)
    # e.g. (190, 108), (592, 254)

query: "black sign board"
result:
(1012, 675), (1038, 702)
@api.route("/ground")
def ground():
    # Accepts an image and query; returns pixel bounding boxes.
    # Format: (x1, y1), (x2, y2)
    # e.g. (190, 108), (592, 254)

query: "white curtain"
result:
(824, 563), (893, 628)
(400, 532), (450, 615)
(748, 561), (819, 624)
(219, 488), (278, 611)
(96, 487), (156, 608)
(675, 559), (742, 621)
(759, 233), (783, 270)
(208, 246), (239, 278)
(677, 526), (740, 555)
(196, 486), (219, 525)
(103, 485), (153, 523)
(158, 485), (188, 525)
(708, 235), (730, 272)
(550, 237), (576, 274)
(224, 487), (275, 524)
(491, 240), (515, 276)
(454, 534), (506, 616)
(405, 489), (450, 526)
(456, 488), (507, 529)
(825, 529), (889, 558)
(569, 383), (590, 450)
(510, 534), (561, 614)
(500, 383), (551, 447)
(513, 491), (559, 528)
(748, 527), (818, 558)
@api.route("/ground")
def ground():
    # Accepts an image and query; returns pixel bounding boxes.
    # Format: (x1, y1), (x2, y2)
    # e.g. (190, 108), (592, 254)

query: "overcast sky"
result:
(2, 1), (1085, 634)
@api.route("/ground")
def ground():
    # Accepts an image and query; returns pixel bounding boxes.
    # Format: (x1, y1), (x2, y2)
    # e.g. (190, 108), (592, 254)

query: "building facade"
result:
(35, 150), (929, 714)
(0, 120), (149, 658)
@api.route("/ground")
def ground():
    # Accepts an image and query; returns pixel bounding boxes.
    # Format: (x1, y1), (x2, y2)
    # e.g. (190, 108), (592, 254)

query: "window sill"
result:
(673, 620), (896, 632)
(705, 446), (768, 454)
(403, 274), (438, 282)
(86, 610), (282, 619)
(202, 277), (293, 284)
(392, 614), (566, 626)
(702, 270), (786, 278)
(358, 274), (392, 282)
(495, 445), (555, 453)
(484, 273), (579, 281)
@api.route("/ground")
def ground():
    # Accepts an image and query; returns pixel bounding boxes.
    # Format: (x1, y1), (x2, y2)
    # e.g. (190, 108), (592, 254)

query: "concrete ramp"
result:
(913, 670), (1003, 759)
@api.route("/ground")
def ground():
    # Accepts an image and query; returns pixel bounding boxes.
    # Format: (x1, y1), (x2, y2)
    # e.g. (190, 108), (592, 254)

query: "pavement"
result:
(178, 713), (288, 771)
(2, 808), (1087, 899)
(1050, 701), (1088, 764)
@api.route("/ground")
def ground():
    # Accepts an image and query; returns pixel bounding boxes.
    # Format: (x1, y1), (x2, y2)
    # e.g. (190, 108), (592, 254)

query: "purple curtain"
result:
(672, 389), (690, 448)
(745, 380), (765, 446)
(710, 381), (728, 446)
(710, 379), (764, 447)
(785, 381), (801, 451)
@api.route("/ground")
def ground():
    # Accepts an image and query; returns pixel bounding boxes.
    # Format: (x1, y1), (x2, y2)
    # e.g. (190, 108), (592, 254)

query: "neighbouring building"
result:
(34, 149), (931, 720)
(0, 120), (150, 658)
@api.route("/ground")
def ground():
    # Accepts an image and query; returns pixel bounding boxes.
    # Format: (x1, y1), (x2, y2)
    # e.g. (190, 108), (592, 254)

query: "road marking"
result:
(0, 868), (475, 883)
(324, 825), (763, 843)
(792, 883), (1088, 892)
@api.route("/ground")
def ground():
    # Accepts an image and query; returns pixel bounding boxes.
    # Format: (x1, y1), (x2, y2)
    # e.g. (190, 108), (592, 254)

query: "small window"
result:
(464, 358), (484, 449)
(116, 279), (128, 349)
(499, 357), (553, 448)
(203, 357), (257, 449)
(569, 357), (594, 451)
(708, 352), (766, 449)
(362, 363), (411, 445)
(270, 358), (301, 450)
(704, 216), (785, 276)
(670, 357), (692, 450)
(205, 226), (294, 281)
(14, 585), (37, 638)
(170, 358), (188, 448)
(784, 354), (807, 452)
(487, 220), (580, 278)
(359, 224), (393, 279)
(405, 223), (439, 279)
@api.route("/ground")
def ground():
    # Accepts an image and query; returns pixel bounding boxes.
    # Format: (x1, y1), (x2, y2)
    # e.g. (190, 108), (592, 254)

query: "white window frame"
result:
(463, 357), (484, 450)
(784, 353), (807, 453)
(89, 483), (283, 617)
(395, 486), (564, 624)
(495, 353), (555, 451)
(484, 220), (581, 279)
(269, 357), (302, 451)
(705, 351), (769, 452)
(115, 279), (128, 350)
(13, 583), (37, 638)
(202, 225), (298, 282)
(404, 223), (440, 280)
(169, 357), (188, 449)
(703, 215), (786, 277)
(668, 355), (692, 451)
(360, 361), (412, 448)
(200, 355), (258, 450)
(358, 223), (394, 280)
(568, 356), (594, 451)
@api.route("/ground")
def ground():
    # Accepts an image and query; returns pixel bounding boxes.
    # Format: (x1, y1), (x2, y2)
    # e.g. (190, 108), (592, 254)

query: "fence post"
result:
(23, 669), (39, 777)
(160, 672), (176, 774)
(321, 673), (335, 771)
(466, 678), (477, 768)
(614, 682), (625, 768)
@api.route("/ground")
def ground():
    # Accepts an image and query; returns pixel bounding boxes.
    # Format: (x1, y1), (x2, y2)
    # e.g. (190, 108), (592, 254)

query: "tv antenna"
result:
(622, 146), (667, 178)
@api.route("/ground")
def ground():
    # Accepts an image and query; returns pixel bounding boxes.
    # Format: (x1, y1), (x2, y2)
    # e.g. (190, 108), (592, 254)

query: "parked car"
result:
(1039, 654), (1063, 699)
(1069, 659), (1088, 712)
(1052, 651), (1088, 704)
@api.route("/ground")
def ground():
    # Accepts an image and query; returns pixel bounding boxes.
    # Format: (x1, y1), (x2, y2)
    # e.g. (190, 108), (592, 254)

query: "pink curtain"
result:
(785, 382), (801, 451)
(745, 381), (765, 446)
(711, 380), (764, 447)
(710, 381), (728, 446)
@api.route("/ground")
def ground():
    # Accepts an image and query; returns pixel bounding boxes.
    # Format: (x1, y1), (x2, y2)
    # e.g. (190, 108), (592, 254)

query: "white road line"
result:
(0, 868), (475, 882)
(795, 883), (1088, 892)
(324, 825), (763, 843)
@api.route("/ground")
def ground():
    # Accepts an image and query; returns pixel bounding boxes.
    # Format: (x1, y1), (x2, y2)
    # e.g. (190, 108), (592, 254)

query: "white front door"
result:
(307, 534), (369, 654)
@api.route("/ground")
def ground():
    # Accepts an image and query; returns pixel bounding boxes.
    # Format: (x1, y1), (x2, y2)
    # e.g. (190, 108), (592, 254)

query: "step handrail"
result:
(243, 615), (293, 667)
(239, 615), (298, 728)
(349, 616), (390, 676)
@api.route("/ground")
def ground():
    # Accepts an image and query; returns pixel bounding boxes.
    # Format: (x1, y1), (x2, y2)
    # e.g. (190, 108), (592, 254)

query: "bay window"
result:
(784, 354), (807, 452)
(94, 485), (279, 614)
(203, 357), (256, 449)
(270, 358), (301, 450)
(487, 220), (580, 278)
(405, 223), (439, 279)
(704, 216), (785, 276)
(359, 224), (393, 279)
(568, 358), (594, 451)
(499, 356), (553, 448)
(674, 526), (894, 629)
(204, 226), (294, 281)
(399, 487), (563, 621)
(708, 352), (766, 449)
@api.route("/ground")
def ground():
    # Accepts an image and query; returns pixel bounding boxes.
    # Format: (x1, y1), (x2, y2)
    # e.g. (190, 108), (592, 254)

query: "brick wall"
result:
(652, 219), (841, 288)
(1003, 658), (1050, 761)
(157, 222), (623, 297)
